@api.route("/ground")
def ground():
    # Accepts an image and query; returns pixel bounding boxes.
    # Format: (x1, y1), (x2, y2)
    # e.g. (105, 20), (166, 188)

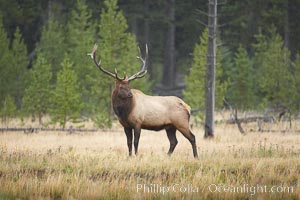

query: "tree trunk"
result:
(233, 109), (245, 134)
(162, 0), (175, 87)
(63, 114), (66, 129)
(38, 112), (43, 127)
(204, 0), (217, 138)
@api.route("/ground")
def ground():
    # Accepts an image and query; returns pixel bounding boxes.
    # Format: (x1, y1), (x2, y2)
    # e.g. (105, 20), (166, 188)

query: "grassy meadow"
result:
(0, 118), (300, 199)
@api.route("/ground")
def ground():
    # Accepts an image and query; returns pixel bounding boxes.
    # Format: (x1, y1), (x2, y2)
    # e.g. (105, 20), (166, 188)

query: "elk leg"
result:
(178, 128), (198, 159)
(133, 127), (141, 155)
(124, 128), (133, 156)
(166, 127), (178, 156)
(189, 131), (199, 159)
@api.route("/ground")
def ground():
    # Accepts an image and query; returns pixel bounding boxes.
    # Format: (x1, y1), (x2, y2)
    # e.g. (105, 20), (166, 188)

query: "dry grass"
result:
(0, 121), (300, 199)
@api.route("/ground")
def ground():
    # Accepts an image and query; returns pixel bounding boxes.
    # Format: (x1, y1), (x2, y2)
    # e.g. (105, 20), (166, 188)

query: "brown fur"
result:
(111, 79), (198, 159)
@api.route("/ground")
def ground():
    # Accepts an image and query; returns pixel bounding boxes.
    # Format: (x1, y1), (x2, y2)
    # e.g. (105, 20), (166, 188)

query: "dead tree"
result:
(204, 0), (217, 138)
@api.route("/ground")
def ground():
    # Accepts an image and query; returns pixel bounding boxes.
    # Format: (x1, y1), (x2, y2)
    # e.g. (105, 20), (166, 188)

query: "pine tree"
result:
(22, 55), (52, 125)
(0, 16), (12, 104)
(89, 0), (151, 126)
(227, 45), (255, 110)
(36, 19), (66, 83)
(184, 28), (226, 119)
(50, 55), (82, 128)
(183, 29), (207, 113)
(0, 95), (17, 127)
(10, 27), (29, 109)
(215, 45), (228, 110)
(66, 0), (96, 115)
(293, 53), (300, 110)
(253, 28), (296, 109)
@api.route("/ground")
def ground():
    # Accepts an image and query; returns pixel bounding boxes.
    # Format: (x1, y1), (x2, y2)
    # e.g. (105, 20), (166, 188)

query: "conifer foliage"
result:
(0, 17), (11, 104)
(253, 28), (296, 109)
(50, 55), (82, 128)
(184, 29), (207, 112)
(0, 95), (17, 127)
(184, 28), (227, 118)
(22, 55), (52, 125)
(227, 45), (255, 110)
(294, 54), (300, 109)
(36, 19), (66, 83)
(1, 0), (300, 129)
(10, 28), (29, 108)
(66, 0), (95, 115)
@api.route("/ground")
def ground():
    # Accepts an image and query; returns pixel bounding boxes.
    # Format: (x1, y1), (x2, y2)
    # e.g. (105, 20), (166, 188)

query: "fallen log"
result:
(224, 116), (275, 124)
(0, 127), (106, 133)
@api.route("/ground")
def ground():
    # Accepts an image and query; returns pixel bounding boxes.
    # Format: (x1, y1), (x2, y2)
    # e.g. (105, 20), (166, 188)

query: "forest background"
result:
(0, 0), (300, 128)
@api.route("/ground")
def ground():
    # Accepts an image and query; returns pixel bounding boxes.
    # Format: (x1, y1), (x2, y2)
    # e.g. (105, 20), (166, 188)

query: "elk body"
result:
(89, 44), (198, 159)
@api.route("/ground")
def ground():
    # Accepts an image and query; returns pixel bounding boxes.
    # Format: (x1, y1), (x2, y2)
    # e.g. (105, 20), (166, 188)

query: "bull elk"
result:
(88, 44), (198, 159)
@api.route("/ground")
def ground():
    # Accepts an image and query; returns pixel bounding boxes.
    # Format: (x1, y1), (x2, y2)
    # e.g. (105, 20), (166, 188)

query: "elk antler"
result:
(128, 44), (148, 82)
(88, 44), (126, 81)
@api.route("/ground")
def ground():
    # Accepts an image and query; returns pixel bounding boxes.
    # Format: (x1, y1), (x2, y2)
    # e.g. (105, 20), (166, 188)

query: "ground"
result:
(0, 120), (299, 199)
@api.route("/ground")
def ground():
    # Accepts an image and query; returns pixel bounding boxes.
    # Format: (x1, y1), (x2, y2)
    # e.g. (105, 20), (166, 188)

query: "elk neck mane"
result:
(111, 88), (135, 124)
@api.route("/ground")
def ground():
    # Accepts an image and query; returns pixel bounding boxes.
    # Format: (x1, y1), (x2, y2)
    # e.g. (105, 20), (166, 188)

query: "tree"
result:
(50, 55), (82, 128)
(0, 95), (17, 127)
(0, 16), (11, 104)
(225, 45), (255, 134)
(66, 0), (96, 115)
(22, 55), (52, 125)
(216, 45), (229, 109)
(205, 0), (217, 138)
(253, 28), (296, 110)
(89, 0), (151, 127)
(184, 29), (207, 116)
(36, 18), (66, 83)
(2, 0), (300, 82)
(293, 53), (300, 111)
(0, 25), (28, 110)
(227, 45), (255, 110)
(184, 28), (227, 125)
(220, 0), (290, 53)
(10, 27), (29, 109)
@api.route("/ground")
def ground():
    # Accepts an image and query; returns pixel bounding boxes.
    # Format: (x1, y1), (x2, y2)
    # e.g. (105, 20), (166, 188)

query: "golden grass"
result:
(0, 121), (300, 199)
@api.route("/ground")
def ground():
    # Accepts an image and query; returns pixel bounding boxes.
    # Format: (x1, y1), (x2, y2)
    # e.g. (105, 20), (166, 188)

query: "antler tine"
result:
(128, 44), (148, 81)
(114, 68), (126, 81)
(88, 44), (125, 81)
